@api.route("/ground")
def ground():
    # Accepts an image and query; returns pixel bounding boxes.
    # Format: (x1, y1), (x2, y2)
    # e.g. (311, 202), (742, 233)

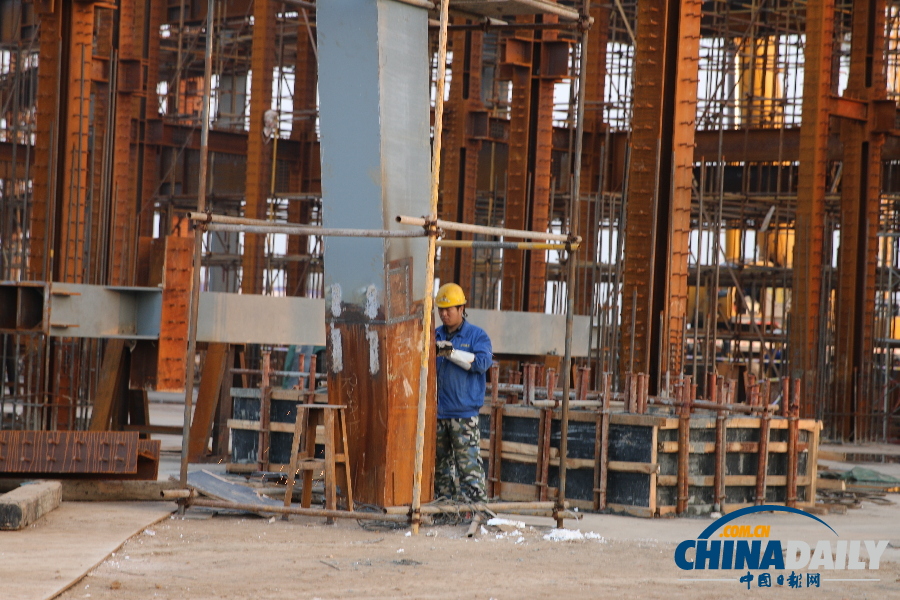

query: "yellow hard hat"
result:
(435, 283), (466, 308)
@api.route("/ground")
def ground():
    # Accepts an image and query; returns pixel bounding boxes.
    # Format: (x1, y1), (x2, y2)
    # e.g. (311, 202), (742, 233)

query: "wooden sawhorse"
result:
(283, 404), (354, 518)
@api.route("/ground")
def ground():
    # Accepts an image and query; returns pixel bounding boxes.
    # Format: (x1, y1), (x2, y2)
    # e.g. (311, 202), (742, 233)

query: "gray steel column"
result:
(318, 0), (433, 506)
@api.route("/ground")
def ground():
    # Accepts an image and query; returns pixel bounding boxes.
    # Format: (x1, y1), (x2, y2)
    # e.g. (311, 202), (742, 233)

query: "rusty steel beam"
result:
(28, 2), (63, 281)
(832, 0), (887, 440)
(58, 2), (94, 284)
(500, 31), (534, 311)
(791, 0), (834, 418)
(438, 25), (484, 297)
(138, 0), (166, 240)
(104, 0), (142, 286)
(0, 431), (159, 478)
(287, 11), (320, 297)
(622, 0), (699, 387)
(499, 20), (561, 312)
(526, 21), (560, 314)
(663, 0), (702, 380)
(621, 0), (669, 378)
(241, 0), (277, 295)
(573, 4), (610, 316)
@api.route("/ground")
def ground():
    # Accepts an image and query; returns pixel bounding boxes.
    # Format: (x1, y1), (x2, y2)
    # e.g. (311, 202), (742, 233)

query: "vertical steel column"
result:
(662, 0), (700, 381)
(792, 0), (834, 413)
(241, 0), (277, 295)
(500, 29), (534, 311)
(29, 3), (62, 280)
(58, 2), (94, 284)
(438, 26), (484, 296)
(318, 0), (433, 507)
(109, 0), (140, 285)
(621, 0), (700, 386)
(138, 0), (165, 240)
(287, 11), (319, 297)
(526, 19), (559, 314)
(833, 0), (887, 440)
(574, 4), (610, 315)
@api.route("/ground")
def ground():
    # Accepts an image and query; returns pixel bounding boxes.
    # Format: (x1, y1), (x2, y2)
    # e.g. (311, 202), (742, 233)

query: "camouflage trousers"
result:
(434, 416), (487, 503)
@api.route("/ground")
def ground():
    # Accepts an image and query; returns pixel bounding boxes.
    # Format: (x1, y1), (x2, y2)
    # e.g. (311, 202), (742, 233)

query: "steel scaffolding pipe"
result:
(411, 0), (449, 536)
(437, 239), (580, 251)
(189, 212), (425, 238)
(180, 1), (216, 497)
(396, 215), (580, 243)
(383, 500), (558, 514)
(649, 396), (778, 415)
(185, 498), (408, 522)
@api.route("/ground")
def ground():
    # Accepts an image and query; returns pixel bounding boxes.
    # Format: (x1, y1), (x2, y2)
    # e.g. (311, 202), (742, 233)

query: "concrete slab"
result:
(0, 502), (173, 600)
(0, 481), (62, 530)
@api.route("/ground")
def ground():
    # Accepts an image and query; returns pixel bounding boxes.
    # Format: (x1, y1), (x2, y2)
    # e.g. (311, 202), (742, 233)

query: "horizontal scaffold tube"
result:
(649, 396), (778, 415)
(383, 500), (558, 515)
(189, 212), (425, 238)
(437, 239), (580, 251)
(396, 214), (579, 244)
(186, 498), (409, 522)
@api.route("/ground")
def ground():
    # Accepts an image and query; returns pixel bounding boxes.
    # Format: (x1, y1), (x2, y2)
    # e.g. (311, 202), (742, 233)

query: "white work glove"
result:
(448, 348), (475, 371)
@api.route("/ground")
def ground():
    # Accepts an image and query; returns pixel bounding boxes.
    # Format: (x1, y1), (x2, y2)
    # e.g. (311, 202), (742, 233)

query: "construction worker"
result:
(434, 283), (493, 503)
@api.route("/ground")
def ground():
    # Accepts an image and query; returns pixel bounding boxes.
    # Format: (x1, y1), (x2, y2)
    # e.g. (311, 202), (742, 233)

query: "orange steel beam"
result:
(58, 1), (94, 284)
(438, 25), (484, 297)
(832, 0), (887, 440)
(663, 0), (701, 381)
(29, 2), (63, 281)
(621, 0), (700, 387)
(622, 0), (669, 379)
(139, 0), (166, 241)
(500, 31), (534, 312)
(791, 0), (833, 419)
(526, 20), (559, 314)
(574, 4), (610, 316)
(241, 0), (277, 295)
(107, 0), (141, 286)
(287, 10), (320, 298)
(499, 21), (560, 313)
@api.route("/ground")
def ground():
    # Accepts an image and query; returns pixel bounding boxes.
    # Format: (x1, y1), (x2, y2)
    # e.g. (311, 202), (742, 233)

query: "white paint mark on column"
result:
(365, 284), (379, 319)
(402, 377), (413, 398)
(366, 325), (380, 375)
(330, 326), (343, 373)
(331, 284), (342, 317)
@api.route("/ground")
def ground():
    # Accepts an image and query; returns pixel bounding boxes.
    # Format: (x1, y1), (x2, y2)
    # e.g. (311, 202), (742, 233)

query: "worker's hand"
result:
(436, 340), (454, 357)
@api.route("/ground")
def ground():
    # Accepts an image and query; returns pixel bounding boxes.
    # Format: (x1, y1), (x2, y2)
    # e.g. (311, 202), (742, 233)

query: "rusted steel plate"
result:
(0, 431), (149, 474)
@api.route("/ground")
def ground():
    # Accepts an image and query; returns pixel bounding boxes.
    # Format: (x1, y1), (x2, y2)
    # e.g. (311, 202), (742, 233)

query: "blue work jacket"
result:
(435, 319), (493, 419)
